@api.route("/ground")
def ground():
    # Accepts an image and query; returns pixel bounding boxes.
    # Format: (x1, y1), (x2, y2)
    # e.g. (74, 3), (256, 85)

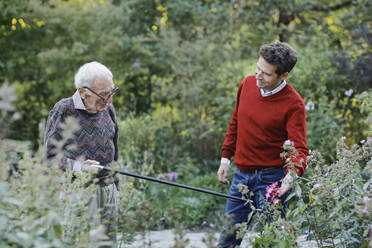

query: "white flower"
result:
(305, 101), (315, 111)
(313, 183), (321, 189)
(11, 112), (21, 120)
(284, 140), (294, 146)
(344, 89), (353, 97)
(360, 91), (368, 98)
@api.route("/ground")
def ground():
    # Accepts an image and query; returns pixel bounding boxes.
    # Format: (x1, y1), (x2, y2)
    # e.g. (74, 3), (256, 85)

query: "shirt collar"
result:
(72, 90), (87, 110)
(260, 80), (287, 97)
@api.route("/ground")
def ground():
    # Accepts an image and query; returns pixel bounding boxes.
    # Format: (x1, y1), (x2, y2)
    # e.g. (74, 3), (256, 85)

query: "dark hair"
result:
(259, 42), (297, 76)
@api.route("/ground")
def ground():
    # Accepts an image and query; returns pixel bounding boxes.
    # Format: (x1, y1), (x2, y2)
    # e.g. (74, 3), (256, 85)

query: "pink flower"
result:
(266, 186), (273, 194)
(272, 182), (278, 187)
(265, 192), (270, 199)
(168, 172), (178, 181)
(363, 206), (368, 214)
(313, 183), (320, 188)
(265, 182), (281, 205)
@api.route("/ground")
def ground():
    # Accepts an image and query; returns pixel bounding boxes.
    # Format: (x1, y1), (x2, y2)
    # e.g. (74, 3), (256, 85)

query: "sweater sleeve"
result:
(44, 102), (74, 170)
(285, 100), (309, 177)
(108, 104), (119, 161)
(221, 79), (245, 160)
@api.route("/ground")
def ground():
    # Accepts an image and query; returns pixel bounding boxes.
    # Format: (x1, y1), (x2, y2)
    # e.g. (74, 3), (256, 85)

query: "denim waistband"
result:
(238, 166), (283, 174)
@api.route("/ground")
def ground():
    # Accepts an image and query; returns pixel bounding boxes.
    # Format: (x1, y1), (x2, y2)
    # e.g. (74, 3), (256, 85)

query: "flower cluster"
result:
(265, 182), (281, 205)
(283, 139), (296, 152)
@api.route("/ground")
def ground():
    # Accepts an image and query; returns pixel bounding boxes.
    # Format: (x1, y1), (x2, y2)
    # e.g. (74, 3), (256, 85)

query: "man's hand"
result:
(217, 162), (230, 184)
(82, 159), (100, 174)
(279, 174), (294, 196)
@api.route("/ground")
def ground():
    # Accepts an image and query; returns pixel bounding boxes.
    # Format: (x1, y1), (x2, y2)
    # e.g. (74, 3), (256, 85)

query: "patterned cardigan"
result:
(44, 97), (118, 179)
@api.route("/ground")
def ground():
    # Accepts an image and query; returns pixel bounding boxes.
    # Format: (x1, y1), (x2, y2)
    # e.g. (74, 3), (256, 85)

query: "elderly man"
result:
(44, 61), (120, 246)
(217, 42), (308, 247)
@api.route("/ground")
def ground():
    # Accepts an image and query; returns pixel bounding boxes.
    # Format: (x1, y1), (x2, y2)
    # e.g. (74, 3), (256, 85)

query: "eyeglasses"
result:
(83, 85), (119, 103)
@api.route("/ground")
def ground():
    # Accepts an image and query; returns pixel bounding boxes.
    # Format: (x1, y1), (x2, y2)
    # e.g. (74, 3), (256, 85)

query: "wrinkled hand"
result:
(82, 159), (100, 174)
(279, 174), (294, 196)
(217, 162), (230, 184)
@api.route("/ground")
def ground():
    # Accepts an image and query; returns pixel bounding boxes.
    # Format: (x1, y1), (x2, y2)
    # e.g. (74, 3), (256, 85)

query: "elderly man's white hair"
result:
(74, 61), (113, 89)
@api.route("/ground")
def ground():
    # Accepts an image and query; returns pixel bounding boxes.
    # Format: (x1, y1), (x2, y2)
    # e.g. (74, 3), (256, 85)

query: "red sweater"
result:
(222, 75), (308, 176)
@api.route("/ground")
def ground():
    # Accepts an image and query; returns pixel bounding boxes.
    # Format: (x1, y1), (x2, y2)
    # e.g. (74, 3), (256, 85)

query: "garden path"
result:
(124, 229), (318, 248)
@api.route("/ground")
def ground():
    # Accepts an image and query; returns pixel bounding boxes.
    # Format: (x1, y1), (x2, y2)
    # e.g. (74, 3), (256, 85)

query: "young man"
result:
(217, 42), (308, 247)
(44, 61), (120, 247)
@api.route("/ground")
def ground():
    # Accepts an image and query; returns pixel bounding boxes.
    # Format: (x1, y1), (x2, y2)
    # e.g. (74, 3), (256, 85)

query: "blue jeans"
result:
(218, 167), (288, 248)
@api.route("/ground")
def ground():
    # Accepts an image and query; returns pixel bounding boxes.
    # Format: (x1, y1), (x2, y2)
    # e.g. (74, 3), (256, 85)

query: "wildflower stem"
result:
(305, 210), (323, 247)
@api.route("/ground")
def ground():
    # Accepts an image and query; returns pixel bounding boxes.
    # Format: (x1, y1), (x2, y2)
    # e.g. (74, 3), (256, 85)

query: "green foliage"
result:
(116, 171), (227, 232)
(0, 84), (20, 138)
(149, 173), (226, 229)
(252, 139), (372, 247)
(1, 0), (371, 246)
(0, 142), (106, 247)
(306, 94), (345, 162)
(233, 138), (372, 247)
(299, 140), (371, 247)
(2, 0), (370, 150)
(253, 223), (298, 248)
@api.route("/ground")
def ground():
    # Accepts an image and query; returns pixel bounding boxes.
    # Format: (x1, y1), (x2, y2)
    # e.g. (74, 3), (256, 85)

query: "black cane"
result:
(91, 165), (245, 202)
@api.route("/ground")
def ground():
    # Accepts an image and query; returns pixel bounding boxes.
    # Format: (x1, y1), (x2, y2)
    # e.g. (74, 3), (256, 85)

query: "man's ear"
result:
(280, 72), (289, 81)
(78, 88), (87, 99)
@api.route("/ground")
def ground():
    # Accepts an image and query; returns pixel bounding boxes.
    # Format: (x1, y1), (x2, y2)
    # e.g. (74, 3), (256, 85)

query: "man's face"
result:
(79, 77), (115, 113)
(255, 56), (288, 92)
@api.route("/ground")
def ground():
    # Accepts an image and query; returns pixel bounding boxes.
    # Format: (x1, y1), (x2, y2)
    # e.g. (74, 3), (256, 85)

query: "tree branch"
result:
(310, 0), (354, 12)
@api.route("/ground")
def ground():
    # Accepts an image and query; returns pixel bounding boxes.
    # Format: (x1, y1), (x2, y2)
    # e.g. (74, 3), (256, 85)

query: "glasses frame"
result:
(83, 85), (119, 103)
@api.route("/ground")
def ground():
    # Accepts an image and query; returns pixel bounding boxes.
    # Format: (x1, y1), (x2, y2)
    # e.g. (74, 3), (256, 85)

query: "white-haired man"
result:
(44, 61), (120, 247)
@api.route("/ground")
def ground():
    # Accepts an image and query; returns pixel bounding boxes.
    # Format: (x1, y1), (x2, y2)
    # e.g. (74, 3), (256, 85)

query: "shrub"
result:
(252, 138), (372, 247)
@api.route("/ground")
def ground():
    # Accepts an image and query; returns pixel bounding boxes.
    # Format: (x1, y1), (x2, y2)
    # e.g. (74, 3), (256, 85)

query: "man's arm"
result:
(44, 106), (69, 169)
(108, 104), (119, 161)
(280, 101), (309, 195)
(285, 102), (308, 176)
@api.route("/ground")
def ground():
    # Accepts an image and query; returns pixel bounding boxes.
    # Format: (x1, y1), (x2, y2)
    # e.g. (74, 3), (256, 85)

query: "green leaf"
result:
(295, 185), (302, 197)
(301, 204), (307, 213)
(53, 224), (63, 238)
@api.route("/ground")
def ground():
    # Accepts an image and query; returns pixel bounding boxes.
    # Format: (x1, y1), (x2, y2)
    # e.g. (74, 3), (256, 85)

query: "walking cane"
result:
(91, 164), (245, 202)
